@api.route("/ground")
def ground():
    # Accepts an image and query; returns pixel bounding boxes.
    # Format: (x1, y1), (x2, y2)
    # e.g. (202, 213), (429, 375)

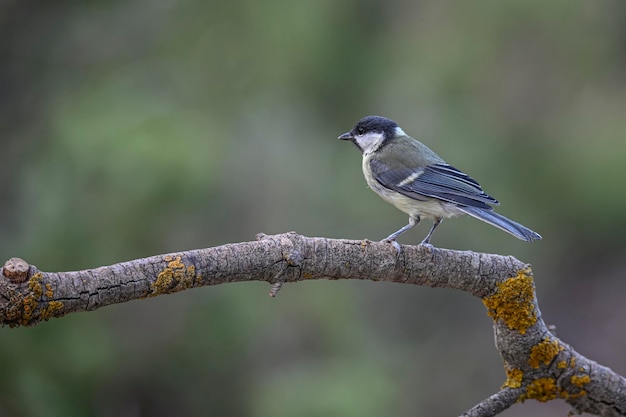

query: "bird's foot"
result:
(382, 238), (402, 256)
(419, 242), (433, 249)
(419, 237), (434, 247)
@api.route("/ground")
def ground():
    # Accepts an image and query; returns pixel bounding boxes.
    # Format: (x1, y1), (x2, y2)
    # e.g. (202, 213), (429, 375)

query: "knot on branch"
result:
(257, 232), (304, 265)
(2, 257), (31, 283)
(258, 232), (305, 297)
(0, 269), (64, 327)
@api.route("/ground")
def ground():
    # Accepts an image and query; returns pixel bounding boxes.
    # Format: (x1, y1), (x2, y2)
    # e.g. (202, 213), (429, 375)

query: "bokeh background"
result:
(2, 1), (626, 416)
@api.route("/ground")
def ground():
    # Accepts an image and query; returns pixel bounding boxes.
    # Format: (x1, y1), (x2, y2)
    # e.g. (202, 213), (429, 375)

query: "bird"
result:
(338, 115), (541, 251)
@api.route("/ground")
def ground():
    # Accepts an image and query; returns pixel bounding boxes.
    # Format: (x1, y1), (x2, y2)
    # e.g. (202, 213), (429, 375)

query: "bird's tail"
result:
(458, 206), (542, 242)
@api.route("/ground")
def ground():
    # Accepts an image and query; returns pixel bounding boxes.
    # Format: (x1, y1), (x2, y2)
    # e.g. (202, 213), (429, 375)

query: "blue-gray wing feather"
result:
(369, 159), (499, 210)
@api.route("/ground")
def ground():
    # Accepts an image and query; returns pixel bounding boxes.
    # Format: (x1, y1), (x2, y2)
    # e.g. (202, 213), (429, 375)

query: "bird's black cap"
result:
(339, 115), (399, 140)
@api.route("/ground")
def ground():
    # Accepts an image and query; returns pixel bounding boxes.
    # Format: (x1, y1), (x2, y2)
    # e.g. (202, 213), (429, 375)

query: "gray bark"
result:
(1, 232), (624, 416)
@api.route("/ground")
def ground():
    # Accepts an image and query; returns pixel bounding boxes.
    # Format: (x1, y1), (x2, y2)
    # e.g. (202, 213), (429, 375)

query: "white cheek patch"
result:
(355, 131), (385, 154)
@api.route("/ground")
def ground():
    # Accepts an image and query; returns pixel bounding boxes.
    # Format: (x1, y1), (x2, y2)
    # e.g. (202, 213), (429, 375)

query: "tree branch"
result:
(1, 232), (625, 416)
(461, 388), (525, 417)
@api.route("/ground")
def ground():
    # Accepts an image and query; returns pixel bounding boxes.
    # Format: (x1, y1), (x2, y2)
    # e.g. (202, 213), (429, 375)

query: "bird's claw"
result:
(382, 238), (402, 256)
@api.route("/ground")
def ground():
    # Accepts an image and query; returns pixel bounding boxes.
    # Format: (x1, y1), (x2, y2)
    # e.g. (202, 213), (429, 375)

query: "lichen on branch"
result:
(1, 233), (624, 417)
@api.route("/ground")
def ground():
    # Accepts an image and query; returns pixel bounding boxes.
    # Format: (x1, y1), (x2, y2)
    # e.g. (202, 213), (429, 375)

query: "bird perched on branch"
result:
(338, 115), (541, 251)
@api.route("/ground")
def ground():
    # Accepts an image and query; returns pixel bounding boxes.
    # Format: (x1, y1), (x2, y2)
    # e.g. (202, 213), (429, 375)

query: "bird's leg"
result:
(420, 217), (443, 245)
(383, 216), (420, 254)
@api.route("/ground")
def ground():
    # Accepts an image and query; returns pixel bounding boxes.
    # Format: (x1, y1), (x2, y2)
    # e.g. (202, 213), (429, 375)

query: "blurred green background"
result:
(2, 1), (626, 416)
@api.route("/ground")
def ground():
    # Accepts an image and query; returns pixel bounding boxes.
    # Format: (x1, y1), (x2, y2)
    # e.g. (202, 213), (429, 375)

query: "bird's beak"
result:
(338, 132), (353, 140)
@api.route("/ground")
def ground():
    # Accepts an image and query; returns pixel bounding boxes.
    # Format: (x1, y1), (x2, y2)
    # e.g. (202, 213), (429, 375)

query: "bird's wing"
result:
(369, 158), (499, 209)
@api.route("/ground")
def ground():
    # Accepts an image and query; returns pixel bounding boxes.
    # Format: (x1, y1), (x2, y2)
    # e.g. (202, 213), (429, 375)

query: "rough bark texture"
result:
(1, 232), (624, 416)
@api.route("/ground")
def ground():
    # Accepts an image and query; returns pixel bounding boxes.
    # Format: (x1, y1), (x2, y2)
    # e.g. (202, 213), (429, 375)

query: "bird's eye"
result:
(356, 126), (365, 135)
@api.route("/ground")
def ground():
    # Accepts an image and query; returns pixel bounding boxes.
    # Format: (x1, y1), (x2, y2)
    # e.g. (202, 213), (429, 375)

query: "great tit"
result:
(338, 115), (541, 250)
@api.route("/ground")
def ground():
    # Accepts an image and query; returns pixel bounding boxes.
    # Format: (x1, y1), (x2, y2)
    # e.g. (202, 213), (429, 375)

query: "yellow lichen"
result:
(40, 301), (64, 321)
(528, 337), (563, 368)
(557, 361), (567, 369)
(152, 269), (173, 295)
(482, 268), (537, 334)
(503, 368), (524, 388)
(168, 256), (185, 271)
(20, 272), (44, 325)
(522, 378), (558, 402)
(571, 374), (590, 387)
(44, 283), (54, 298)
(560, 389), (587, 400)
(28, 272), (44, 298)
(559, 374), (589, 400)
(13, 272), (63, 326)
(150, 255), (197, 296)
(517, 372), (589, 403)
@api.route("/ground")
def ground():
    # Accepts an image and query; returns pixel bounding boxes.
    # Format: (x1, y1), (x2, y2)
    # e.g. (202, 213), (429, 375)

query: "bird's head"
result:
(338, 115), (405, 154)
